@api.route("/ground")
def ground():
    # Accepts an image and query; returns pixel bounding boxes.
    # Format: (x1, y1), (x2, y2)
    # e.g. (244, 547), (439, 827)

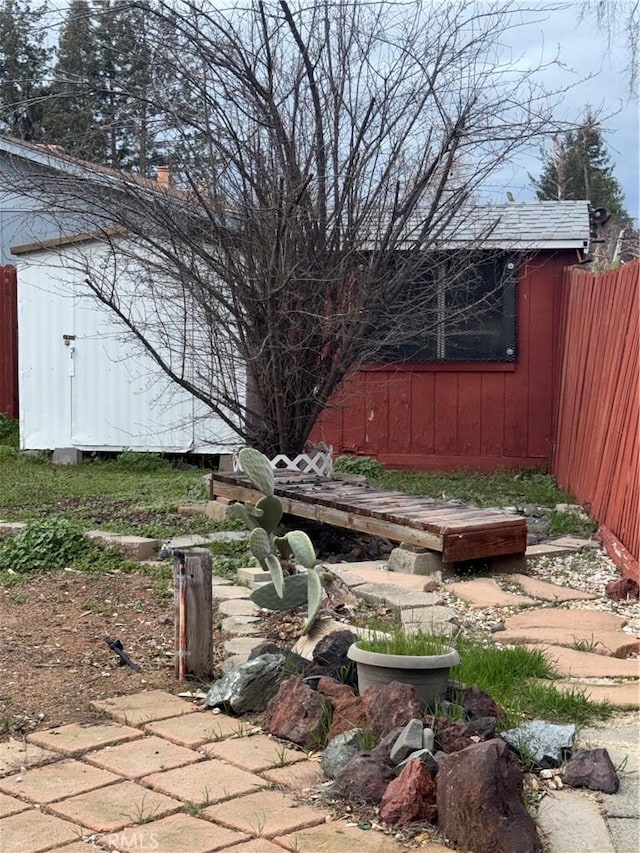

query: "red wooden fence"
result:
(552, 261), (639, 561)
(0, 265), (18, 419)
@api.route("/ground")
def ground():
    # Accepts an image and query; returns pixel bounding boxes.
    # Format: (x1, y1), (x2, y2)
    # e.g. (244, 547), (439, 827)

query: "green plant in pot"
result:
(231, 448), (328, 636)
(347, 627), (460, 710)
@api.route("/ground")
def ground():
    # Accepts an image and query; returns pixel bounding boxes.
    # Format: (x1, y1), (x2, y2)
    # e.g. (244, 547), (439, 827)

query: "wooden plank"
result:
(174, 552), (213, 679)
(443, 525), (527, 562)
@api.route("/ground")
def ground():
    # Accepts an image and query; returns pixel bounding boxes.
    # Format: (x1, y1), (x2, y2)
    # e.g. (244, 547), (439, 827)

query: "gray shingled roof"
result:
(436, 201), (591, 250)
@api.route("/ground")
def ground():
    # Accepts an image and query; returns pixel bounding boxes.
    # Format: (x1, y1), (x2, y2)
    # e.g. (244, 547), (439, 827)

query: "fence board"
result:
(552, 261), (639, 560)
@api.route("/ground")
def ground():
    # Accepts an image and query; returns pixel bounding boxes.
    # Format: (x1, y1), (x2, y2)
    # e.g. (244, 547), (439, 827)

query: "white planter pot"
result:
(347, 643), (460, 709)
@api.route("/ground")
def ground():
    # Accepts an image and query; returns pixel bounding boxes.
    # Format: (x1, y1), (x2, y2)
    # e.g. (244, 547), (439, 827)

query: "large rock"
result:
(317, 678), (368, 738)
(562, 748), (620, 794)
(321, 729), (364, 779)
(450, 684), (504, 720)
(248, 642), (311, 675)
(389, 719), (425, 765)
(312, 630), (358, 675)
(437, 739), (541, 853)
(380, 758), (437, 824)
(205, 653), (287, 713)
(331, 752), (396, 804)
(363, 681), (423, 738)
(370, 727), (403, 763)
(432, 719), (473, 754)
(267, 676), (331, 750)
(500, 721), (575, 768)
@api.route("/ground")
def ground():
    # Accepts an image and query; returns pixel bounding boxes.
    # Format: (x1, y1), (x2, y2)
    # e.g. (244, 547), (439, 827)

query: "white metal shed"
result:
(14, 235), (240, 454)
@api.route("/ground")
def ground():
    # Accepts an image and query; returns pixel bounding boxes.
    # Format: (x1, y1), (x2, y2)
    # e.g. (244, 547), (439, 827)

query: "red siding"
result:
(315, 251), (575, 471)
(0, 266), (18, 419)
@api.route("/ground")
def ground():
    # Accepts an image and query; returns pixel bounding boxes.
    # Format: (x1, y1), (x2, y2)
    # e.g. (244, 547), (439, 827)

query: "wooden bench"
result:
(207, 472), (527, 563)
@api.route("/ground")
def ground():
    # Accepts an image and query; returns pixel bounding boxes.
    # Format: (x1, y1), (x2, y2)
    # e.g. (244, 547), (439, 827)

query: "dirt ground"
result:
(0, 569), (192, 738)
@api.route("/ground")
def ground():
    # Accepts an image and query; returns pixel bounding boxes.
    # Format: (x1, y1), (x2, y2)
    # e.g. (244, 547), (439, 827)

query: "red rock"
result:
(433, 719), (473, 754)
(437, 739), (541, 853)
(267, 676), (331, 750)
(363, 682), (422, 738)
(331, 753), (396, 804)
(605, 576), (639, 601)
(317, 678), (368, 738)
(455, 685), (505, 720)
(380, 759), (437, 824)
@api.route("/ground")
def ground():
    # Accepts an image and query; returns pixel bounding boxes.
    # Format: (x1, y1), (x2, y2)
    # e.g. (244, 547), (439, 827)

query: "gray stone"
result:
(162, 534), (210, 549)
(536, 789), (615, 853)
(205, 652), (287, 713)
(223, 636), (269, 656)
(206, 530), (249, 542)
(390, 719), (425, 765)
(388, 547), (444, 575)
(218, 599), (260, 617)
(355, 583), (443, 610)
(321, 729), (364, 779)
(395, 748), (439, 778)
(422, 727), (435, 752)
(221, 617), (262, 636)
(500, 720), (575, 768)
(52, 447), (83, 465)
(562, 748), (620, 794)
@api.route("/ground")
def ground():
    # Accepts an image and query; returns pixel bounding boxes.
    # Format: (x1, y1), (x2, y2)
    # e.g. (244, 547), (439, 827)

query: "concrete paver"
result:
(532, 644), (640, 678)
(607, 817), (639, 853)
(91, 689), (195, 725)
(0, 809), (81, 852)
(221, 617), (263, 635)
(332, 563), (432, 591)
(578, 718), (640, 774)
(224, 637), (269, 656)
(203, 788), (326, 838)
(228, 839), (291, 852)
(141, 758), (267, 804)
(48, 779), (181, 832)
(508, 573), (597, 602)
(85, 735), (202, 779)
(102, 812), (249, 852)
(0, 757), (120, 803)
(0, 790), (30, 817)
(218, 599), (261, 617)
(448, 577), (536, 608)
(260, 759), (325, 789)
(273, 819), (414, 851)
(212, 585), (252, 600)
(551, 680), (640, 709)
(536, 789), (615, 852)
(355, 582), (443, 609)
(203, 733), (307, 773)
(55, 843), (103, 853)
(27, 722), (144, 755)
(0, 738), (61, 775)
(144, 710), (247, 747)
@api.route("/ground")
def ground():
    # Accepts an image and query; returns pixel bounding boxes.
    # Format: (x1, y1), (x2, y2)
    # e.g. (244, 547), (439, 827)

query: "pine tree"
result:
(0, 0), (52, 140)
(532, 109), (630, 222)
(43, 0), (106, 161)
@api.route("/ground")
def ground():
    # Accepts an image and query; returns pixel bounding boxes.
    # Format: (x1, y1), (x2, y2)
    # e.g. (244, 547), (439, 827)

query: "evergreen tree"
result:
(0, 0), (52, 140)
(43, 0), (106, 161)
(532, 109), (630, 221)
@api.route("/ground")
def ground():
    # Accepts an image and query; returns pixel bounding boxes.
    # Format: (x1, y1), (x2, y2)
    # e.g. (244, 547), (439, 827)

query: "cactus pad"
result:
(301, 569), (323, 635)
(286, 530), (316, 568)
(238, 448), (275, 496)
(249, 527), (272, 562)
(255, 495), (283, 534)
(250, 573), (310, 610)
(264, 553), (284, 598)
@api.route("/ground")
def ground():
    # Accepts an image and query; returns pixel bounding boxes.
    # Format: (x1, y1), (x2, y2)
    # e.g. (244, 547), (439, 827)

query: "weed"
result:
(548, 509), (597, 539)
(615, 755), (629, 773)
(0, 517), (91, 574)
(0, 714), (12, 734)
(115, 451), (172, 472)
(126, 792), (161, 825)
(354, 727), (378, 751)
(248, 811), (266, 837)
(11, 590), (25, 604)
(570, 637), (601, 653)
(334, 455), (385, 479)
(185, 801), (204, 818)
(0, 415), (19, 448)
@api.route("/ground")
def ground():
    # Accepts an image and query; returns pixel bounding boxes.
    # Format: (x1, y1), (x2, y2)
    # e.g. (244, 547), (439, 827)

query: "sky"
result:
(487, 2), (639, 222)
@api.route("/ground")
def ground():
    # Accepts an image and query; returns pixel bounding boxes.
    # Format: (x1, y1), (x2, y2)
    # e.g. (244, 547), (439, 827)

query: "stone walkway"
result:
(2, 550), (638, 852)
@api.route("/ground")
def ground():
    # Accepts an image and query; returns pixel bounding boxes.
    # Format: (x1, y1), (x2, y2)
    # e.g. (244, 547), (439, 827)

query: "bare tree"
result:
(19, 1), (573, 455)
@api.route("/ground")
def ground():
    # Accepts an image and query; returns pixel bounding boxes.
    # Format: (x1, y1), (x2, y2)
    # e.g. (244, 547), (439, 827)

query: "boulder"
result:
(267, 676), (331, 750)
(331, 752), (396, 804)
(451, 684), (505, 720)
(380, 758), (437, 824)
(317, 677), (368, 738)
(500, 721), (575, 769)
(437, 739), (541, 853)
(462, 716), (497, 740)
(313, 630), (358, 674)
(433, 719), (473, 754)
(370, 727), (403, 763)
(205, 653), (287, 713)
(321, 729), (364, 779)
(562, 748), (620, 794)
(248, 642), (310, 675)
(363, 681), (423, 738)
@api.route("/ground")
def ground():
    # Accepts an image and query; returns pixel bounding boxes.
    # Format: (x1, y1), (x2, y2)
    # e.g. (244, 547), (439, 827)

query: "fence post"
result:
(174, 550), (213, 679)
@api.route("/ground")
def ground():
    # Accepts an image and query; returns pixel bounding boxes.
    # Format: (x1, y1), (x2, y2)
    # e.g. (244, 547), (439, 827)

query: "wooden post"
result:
(174, 550), (213, 679)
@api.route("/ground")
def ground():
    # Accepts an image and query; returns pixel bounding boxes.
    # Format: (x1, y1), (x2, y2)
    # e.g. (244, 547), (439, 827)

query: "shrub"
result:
(334, 454), (384, 479)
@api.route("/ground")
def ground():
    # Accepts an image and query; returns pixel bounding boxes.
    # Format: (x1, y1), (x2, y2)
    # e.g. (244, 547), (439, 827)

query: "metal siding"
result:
(17, 241), (239, 452)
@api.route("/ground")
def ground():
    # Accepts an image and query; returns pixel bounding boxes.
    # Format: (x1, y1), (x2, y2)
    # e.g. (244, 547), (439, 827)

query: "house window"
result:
(381, 252), (517, 363)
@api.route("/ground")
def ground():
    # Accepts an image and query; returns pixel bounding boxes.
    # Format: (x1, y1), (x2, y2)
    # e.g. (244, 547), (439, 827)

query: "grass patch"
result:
(547, 509), (597, 539)
(355, 625), (451, 656)
(452, 636), (612, 727)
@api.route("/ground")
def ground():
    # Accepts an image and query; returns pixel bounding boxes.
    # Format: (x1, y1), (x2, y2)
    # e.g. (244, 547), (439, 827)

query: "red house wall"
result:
(0, 265), (18, 420)
(315, 251), (575, 471)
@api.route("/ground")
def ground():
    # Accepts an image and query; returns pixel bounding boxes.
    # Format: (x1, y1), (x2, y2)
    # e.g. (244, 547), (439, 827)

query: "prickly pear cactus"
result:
(232, 447), (326, 633)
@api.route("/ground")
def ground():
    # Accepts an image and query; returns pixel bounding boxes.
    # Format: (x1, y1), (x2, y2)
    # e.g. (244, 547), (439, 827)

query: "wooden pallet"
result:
(208, 472), (526, 563)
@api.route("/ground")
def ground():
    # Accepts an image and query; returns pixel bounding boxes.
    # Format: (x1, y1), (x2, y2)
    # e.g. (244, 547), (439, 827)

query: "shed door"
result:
(69, 286), (197, 451)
